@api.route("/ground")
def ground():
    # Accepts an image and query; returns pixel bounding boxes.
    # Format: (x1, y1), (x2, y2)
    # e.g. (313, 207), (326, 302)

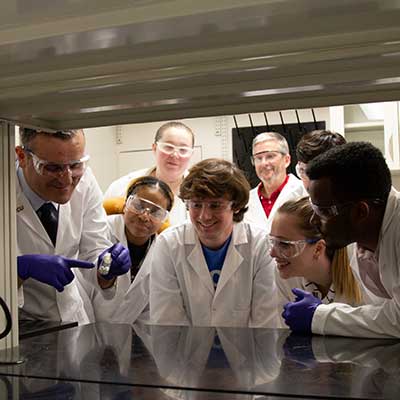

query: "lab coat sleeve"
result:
(250, 236), (278, 328)
(149, 234), (190, 325)
(79, 169), (112, 263)
(75, 169), (117, 318)
(312, 294), (400, 338)
(312, 217), (400, 338)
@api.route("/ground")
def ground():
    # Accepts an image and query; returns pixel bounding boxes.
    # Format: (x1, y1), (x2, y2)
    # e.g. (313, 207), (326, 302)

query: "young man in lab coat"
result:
(15, 128), (131, 324)
(244, 132), (306, 232)
(282, 141), (400, 338)
(150, 158), (277, 327)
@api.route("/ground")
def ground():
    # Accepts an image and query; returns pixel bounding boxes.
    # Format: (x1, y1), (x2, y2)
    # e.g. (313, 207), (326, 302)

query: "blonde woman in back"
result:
(269, 196), (381, 328)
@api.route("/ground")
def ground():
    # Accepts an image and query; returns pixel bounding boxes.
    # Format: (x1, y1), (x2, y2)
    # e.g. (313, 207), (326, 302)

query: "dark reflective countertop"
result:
(19, 319), (78, 340)
(0, 376), (302, 400)
(1, 322), (399, 399)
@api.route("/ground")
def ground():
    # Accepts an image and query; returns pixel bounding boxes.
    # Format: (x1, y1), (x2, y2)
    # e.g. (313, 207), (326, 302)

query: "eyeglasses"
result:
(251, 151), (285, 165)
(24, 148), (90, 178)
(125, 195), (169, 222)
(295, 162), (307, 179)
(310, 198), (384, 220)
(185, 200), (233, 213)
(156, 141), (194, 158)
(267, 234), (320, 259)
(310, 201), (356, 220)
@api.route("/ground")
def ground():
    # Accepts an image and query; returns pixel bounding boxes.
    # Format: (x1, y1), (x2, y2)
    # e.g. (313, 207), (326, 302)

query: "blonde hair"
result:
(278, 197), (362, 304)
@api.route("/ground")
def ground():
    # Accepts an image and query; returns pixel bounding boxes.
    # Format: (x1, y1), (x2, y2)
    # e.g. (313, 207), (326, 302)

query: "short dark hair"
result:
(126, 176), (174, 211)
(296, 130), (346, 163)
(19, 128), (82, 148)
(154, 121), (195, 147)
(179, 158), (250, 222)
(307, 141), (391, 202)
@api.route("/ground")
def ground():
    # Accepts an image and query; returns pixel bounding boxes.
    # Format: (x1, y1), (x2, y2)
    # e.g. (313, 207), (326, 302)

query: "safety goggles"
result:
(24, 148), (90, 178)
(251, 150), (285, 165)
(267, 234), (320, 259)
(310, 201), (356, 220)
(185, 200), (233, 213)
(156, 141), (194, 158)
(125, 195), (169, 222)
(310, 198), (384, 220)
(295, 162), (307, 179)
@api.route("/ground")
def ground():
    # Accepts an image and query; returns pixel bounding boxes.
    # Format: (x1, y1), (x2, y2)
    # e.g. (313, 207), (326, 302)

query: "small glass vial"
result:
(98, 253), (112, 276)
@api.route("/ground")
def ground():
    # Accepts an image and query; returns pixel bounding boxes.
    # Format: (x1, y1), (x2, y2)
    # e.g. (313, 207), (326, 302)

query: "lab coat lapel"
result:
(16, 183), (53, 247)
(56, 202), (73, 253)
(186, 225), (215, 296)
(214, 224), (244, 297)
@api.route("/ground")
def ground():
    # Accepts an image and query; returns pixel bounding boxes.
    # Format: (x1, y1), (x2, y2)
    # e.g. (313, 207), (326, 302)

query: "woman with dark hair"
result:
(149, 158), (277, 327)
(105, 175), (174, 324)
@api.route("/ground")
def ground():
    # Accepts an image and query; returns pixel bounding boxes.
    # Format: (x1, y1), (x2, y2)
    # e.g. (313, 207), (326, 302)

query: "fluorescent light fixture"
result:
(241, 84), (323, 97)
(243, 66), (276, 72)
(373, 77), (400, 85)
(78, 98), (185, 113)
(240, 51), (305, 62)
(359, 103), (384, 120)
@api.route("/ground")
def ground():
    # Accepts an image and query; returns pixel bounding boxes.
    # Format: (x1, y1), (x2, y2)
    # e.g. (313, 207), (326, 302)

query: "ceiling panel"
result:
(1, 0), (400, 129)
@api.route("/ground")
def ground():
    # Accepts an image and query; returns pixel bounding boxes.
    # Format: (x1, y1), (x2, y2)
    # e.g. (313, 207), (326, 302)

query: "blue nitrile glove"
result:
(282, 288), (322, 334)
(97, 243), (131, 280)
(18, 254), (94, 292)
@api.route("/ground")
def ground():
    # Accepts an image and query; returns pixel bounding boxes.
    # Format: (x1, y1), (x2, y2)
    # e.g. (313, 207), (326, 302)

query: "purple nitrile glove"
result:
(18, 254), (94, 292)
(97, 243), (131, 280)
(282, 288), (322, 334)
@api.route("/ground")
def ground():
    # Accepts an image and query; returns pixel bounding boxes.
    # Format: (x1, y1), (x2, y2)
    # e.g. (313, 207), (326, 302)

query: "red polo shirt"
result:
(258, 175), (289, 217)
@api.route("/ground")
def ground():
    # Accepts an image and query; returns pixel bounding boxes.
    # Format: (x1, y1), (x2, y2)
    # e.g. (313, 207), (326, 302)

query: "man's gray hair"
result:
(252, 132), (289, 155)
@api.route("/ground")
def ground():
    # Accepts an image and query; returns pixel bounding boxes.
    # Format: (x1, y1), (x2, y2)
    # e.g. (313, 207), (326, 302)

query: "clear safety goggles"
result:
(267, 234), (320, 259)
(310, 201), (356, 220)
(24, 148), (90, 178)
(125, 195), (169, 222)
(185, 199), (233, 213)
(251, 150), (285, 165)
(310, 198), (384, 221)
(156, 141), (194, 158)
(295, 162), (307, 179)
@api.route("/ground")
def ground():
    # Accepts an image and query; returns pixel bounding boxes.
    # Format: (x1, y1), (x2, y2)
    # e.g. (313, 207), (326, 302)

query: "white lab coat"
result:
(312, 188), (400, 338)
(275, 244), (383, 328)
(104, 214), (154, 324)
(103, 166), (188, 226)
(244, 173), (307, 232)
(17, 167), (113, 324)
(149, 221), (277, 327)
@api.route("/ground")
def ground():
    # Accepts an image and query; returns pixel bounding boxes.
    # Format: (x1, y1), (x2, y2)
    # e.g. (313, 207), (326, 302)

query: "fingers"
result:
(109, 243), (125, 258)
(114, 249), (131, 269)
(291, 288), (307, 301)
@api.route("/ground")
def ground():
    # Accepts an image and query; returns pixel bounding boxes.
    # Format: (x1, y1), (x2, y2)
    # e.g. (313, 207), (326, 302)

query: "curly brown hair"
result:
(179, 158), (250, 222)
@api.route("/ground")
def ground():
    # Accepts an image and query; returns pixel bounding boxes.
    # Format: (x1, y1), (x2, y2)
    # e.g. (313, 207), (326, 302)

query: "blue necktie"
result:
(37, 203), (59, 246)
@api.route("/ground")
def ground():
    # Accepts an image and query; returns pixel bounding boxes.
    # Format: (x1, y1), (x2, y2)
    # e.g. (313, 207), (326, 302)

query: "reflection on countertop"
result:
(0, 322), (399, 399)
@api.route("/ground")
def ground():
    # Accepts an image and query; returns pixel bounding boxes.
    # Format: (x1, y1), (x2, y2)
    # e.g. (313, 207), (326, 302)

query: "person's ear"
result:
(152, 142), (157, 155)
(15, 146), (27, 168)
(313, 239), (326, 260)
(352, 201), (370, 222)
(284, 153), (291, 168)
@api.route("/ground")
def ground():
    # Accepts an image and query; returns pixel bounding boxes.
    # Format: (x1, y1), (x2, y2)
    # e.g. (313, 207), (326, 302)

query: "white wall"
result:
(84, 126), (118, 193)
